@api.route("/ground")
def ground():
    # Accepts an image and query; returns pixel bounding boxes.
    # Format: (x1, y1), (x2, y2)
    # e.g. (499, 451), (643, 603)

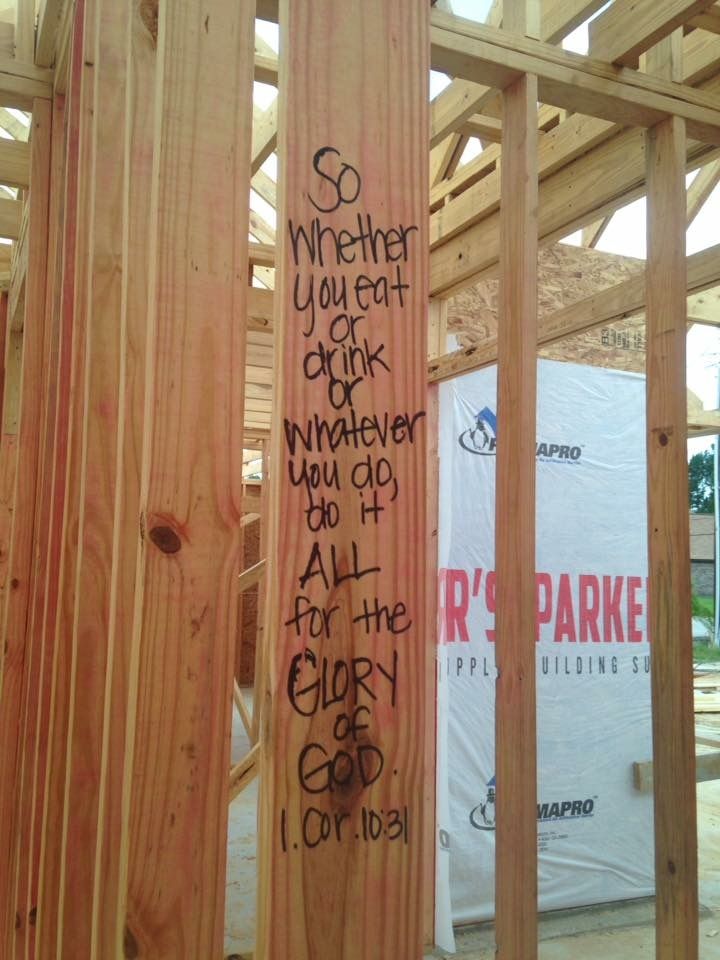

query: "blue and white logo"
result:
(458, 406), (583, 463)
(469, 774), (595, 832)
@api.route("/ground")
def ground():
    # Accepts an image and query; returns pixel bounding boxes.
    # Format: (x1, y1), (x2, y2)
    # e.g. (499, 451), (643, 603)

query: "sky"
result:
(255, 8), (719, 455)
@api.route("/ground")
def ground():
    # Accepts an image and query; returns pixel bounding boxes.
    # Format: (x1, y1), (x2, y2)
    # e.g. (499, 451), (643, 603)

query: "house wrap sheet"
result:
(435, 360), (654, 946)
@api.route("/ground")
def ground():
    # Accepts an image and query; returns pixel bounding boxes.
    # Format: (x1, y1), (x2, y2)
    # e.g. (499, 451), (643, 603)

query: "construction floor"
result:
(223, 699), (720, 959)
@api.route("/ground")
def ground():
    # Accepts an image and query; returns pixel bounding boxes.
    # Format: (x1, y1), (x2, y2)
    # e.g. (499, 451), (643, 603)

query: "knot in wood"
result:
(149, 524), (182, 554)
(123, 924), (140, 958)
(139, 0), (159, 46)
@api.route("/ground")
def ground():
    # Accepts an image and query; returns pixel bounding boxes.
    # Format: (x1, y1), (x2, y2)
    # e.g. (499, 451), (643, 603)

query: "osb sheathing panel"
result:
(447, 242), (648, 373)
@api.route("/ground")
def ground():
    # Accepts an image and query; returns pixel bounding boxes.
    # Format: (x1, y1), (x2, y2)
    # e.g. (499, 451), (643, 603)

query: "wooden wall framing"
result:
(0, 0), (713, 957)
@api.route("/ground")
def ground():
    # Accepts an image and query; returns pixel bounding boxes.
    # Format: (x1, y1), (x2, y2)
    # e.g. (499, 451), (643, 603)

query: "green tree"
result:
(689, 449), (715, 513)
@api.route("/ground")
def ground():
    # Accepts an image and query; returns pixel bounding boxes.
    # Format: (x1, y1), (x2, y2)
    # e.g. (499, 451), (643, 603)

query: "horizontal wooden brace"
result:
(0, 138), (30, 188)
(249, 242), (275, 268)
(0, 58), (53, 108)
(255, 52), (279, 85)
(0, 197), (21, 240)
(461, 114), (503, 141)
(430, 13), (720, 144)
(688, 410), (720, 436)
(634, 751), (720, 792)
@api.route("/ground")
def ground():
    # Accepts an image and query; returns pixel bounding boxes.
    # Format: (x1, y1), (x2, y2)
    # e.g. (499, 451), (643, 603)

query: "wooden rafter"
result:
(430, 13), (720, 144)
(687, 156), (720, 223)
(589, 0), (718, 66)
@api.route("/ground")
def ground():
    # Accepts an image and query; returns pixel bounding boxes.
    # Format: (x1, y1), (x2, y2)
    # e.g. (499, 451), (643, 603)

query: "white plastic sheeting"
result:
(436, 360), (654, 945)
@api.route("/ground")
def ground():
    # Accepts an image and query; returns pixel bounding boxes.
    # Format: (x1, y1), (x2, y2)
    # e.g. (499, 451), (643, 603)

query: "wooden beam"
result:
(251, 97), (278, 176)
(0, 137), (30, 188)
(229, 741), (260, 803)
(688, 2), (720, 31)
(0, 59), (54, 109)
(541, 0), (608, 43)
(249, 240), (275, 268)
(461, 113), (503, 141)
(429, 130), (466, 187)
(687, 157), (720, 224)
(9, 95), (64, 960)
(429, 73), (720, 296)
(430, 13), (720, 145)
(645, 33), (698, 960)
(429, 29), (720, 214)
(494, 6), (539, 959)
(254, 51), (279, 86)
(122, 3), (254, 957)
(257, 1), (429, 956)
(36, 3), (96, 952)
(430, 78), (495, 149)
(0, 196), (21, 240)
(688, 410), (720, 435)
(635, 750), (720, 791)
(36, 0), (65, 68)
(589, 0), (717, 66)
(428, 0), (608, 169)
(14, 0), (35, 64)
(252, 168), (277, 209)
(0, 97), (51, 958)
(581, 214), (612, 248)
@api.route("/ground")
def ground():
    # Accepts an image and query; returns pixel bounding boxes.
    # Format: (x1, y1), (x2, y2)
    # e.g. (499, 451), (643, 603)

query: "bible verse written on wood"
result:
(279, 147), (425, 852)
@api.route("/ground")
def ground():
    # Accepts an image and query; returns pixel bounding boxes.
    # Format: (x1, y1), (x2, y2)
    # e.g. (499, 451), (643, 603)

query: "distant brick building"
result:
(691, 513), (716, 597)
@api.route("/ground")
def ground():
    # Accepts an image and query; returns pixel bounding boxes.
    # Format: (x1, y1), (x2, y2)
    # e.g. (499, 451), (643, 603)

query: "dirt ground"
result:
(224, 707), (720, 959)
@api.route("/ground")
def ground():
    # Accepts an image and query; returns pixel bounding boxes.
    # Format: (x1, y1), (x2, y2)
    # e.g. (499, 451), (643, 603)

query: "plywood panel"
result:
(257, 3), (429, 958)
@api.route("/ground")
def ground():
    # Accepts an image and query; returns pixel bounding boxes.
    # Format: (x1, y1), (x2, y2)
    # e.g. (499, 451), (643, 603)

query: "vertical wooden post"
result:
(494, 1), (539, 957)
(257, 3), (429, 958)
(0, 96), (52, 958)
(121, 2), (253, 956)
(97, 0), (156, 953)
(646, 32), (699, 960)
(51, 0), (130, 954)
(10, 94), (64, 960)
(425, 299), (446, 948)
(37, 2), (94, 952)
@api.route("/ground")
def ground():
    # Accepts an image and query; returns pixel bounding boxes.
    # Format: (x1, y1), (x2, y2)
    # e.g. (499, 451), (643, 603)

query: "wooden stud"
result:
(121, 2), (254, 956)
(645, 33), (699, 960)
(36, 2), (94, 952)
(494, 1), (539, 957)
(46, 0), (133, 954)
(257, 2), (429, 957)
(9, 93), (64, 960)
(0, 95), (51, 957)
